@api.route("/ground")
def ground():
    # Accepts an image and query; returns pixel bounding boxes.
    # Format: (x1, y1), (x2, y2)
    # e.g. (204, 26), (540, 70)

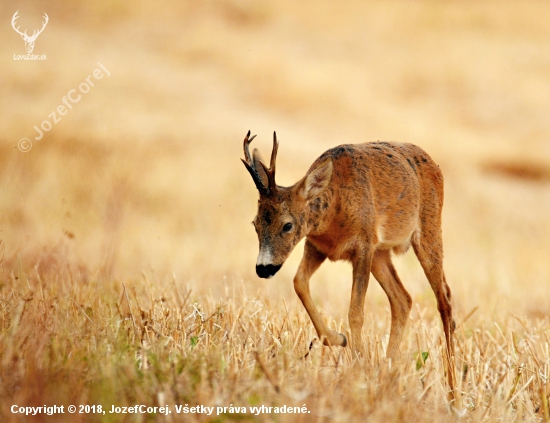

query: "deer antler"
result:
(258, 132), (278, 195)
(11, 11), (48, 41)
(30, 13), (49, 40)
(11, 11), (27, 38)
(241, 130), (266, 195)
(241, 131), (279, 196)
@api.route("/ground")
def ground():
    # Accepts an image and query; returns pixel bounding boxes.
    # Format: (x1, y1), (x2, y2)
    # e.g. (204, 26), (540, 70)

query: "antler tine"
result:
(270, 131), (279, 174)
(241, 130), (266, 195)
(11, 11), (27, 37)
(30, 13), (49, 40)
(36, 13), (49, 36)
(11, 10), (19, 26)
(243, 130), (257, 165)
(262, 131), (278, 195)
(254, 132), (279, 196)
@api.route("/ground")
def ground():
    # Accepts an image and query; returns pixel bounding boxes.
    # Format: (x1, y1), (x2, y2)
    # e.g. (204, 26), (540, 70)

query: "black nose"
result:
(256, 264), (282, 279)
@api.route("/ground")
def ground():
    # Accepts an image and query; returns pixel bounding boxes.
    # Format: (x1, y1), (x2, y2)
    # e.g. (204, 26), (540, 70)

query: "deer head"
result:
(241, 131), (333, 278)
(12, 11), (49, 54)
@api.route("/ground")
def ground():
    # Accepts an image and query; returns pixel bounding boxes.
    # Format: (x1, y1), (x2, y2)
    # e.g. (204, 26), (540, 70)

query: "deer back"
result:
(304, 142), (442, 261)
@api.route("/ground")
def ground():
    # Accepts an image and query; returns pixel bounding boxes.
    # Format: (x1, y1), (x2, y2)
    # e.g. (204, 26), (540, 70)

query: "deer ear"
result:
(252, 149), (269, 188)
(302, 158), (333, 200)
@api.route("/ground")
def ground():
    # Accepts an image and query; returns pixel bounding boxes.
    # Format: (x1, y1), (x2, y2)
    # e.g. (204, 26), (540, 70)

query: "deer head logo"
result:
(11, 11), (49, 54)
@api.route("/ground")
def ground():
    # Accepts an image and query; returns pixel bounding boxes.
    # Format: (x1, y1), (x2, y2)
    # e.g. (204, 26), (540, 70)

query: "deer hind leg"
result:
(371, 249), (412, 360)
(294, 240), (347, 347)
(348, 251), (374, 354)
(411, 225), (455, 392)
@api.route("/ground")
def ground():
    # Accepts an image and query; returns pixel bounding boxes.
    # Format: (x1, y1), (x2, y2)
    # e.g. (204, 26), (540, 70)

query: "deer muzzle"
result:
(256, 264), (282, 279)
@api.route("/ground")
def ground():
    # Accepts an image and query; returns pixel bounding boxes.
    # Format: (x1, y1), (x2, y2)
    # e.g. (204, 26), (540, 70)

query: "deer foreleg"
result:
(294, 240), (347, 347)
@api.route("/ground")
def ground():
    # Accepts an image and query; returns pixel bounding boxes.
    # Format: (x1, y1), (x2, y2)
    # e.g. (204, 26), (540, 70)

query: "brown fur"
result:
(242, 132), (455, 392)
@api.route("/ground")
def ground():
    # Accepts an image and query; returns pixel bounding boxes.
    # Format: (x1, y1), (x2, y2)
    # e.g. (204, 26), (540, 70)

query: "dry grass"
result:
(1, 259), (549, 422)
(1, 0), (550, 421)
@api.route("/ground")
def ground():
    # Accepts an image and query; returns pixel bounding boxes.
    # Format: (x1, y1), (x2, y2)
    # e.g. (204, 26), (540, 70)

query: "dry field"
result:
(1, 0), (550, 421)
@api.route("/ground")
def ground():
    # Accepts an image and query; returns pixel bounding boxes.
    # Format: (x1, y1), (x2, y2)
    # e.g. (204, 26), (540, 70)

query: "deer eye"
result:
(282, 222), (293, 233)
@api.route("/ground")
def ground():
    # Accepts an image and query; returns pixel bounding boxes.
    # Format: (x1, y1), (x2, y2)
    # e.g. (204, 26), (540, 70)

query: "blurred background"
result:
(1, 0), (549, 323)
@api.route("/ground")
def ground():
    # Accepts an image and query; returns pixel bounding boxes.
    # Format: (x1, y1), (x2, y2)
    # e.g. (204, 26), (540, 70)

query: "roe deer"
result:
(241, 131), (455, 389)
